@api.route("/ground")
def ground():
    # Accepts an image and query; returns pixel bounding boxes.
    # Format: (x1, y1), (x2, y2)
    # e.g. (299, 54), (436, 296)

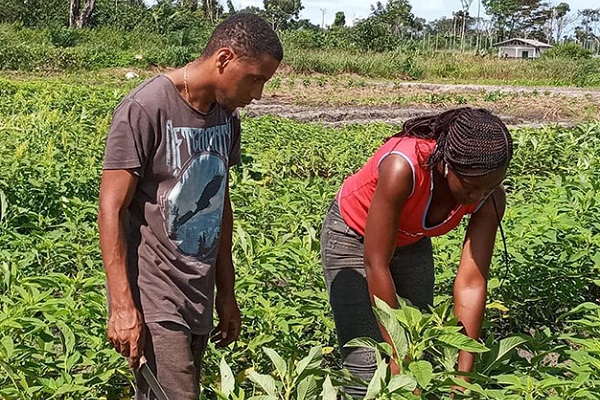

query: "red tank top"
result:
(337, 136), (481, 247)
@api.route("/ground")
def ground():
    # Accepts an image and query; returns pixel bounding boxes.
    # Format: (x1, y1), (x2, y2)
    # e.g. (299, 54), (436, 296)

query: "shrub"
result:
(542, 42), (593, 60)
(48, 25), (80, 48)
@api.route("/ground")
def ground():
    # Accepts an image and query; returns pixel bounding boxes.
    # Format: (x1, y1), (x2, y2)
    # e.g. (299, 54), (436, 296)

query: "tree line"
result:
(1, 0), (599, 52)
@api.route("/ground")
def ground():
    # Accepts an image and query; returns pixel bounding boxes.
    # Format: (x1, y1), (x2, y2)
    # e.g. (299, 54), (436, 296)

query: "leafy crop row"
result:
(0, 79), (599, 398)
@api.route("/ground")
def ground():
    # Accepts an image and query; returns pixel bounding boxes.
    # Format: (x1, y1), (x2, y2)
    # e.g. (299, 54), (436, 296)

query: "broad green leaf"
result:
(538, 377), (573, 390)
(263, 347), (287, 381)
(248, 334), (276, 351)
(373, 297), (408, 358)
(96, 370), (114, 384)
(437, 334), (489, 353)
(496, 374), (525, 386)
(321, 375), (337, 400)
(482, 336), (530, 374)
(557, 302), (599, 321)
(295, 347), (321, 378)
(397, 303), (423, 330)
(220, 357), (236, 396)
(486, 301), (509, 312)
(387, 374), (417, 392)
(344, 337), (380, 350)
(55, 320), (75, 355)
(1, 336), (14, 359)
(0, 190), (7, 222)
(2, 319), (23, 329)
(409, 360), (433, 388)
(364, 359), (388, 400)
(296, 375), (318, 400)
(446, 377), (489, 397)
(65, 352), (81, 371)
(247, 370), (278, 397)
(344, 337), (393, 357)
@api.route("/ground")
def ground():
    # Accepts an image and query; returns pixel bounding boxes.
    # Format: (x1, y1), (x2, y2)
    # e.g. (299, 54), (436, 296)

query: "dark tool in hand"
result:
(139, 355), (171, 400)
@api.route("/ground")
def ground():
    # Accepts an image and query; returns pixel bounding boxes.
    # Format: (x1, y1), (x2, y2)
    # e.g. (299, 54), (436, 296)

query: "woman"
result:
(320, 107), (513, 397)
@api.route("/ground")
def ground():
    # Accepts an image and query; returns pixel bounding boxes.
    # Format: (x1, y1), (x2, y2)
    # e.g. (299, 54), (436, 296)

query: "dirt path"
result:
(243, 101), (571, 128)
(359, 81), (600, 98)
(243, 79), (600, 127)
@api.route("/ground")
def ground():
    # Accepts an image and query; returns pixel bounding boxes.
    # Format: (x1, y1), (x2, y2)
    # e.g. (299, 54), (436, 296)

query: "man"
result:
(98, 13), (282, 399)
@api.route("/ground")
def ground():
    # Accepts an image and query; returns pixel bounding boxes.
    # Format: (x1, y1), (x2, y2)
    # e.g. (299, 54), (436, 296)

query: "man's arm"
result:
(98, 169), (144, 369)
(454, 186), (506, 374)
(212, 176), (241, 348)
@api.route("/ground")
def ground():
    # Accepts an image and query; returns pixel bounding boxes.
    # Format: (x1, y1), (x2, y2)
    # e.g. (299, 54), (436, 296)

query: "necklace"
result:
(183, 63), (191, 105)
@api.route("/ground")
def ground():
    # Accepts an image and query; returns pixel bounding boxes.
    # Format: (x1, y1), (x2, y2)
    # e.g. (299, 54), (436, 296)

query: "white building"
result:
(493, 38), (553, 59)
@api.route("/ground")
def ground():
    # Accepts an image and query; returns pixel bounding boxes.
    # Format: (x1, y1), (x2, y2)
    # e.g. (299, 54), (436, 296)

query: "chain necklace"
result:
(183, 63), (191, 105)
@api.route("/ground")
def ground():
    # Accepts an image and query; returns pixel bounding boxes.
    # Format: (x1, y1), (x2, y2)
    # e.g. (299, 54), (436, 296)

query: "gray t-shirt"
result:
(103, 75), (241, 334)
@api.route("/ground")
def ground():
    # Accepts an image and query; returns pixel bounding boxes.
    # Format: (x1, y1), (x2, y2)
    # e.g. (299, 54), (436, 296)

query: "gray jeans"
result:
(134, 321), (208, 400)
(320, 201), (434, 398)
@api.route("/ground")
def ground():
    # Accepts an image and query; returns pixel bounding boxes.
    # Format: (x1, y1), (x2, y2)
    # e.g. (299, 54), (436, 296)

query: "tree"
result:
(482, 0), (519, 39)
(412, 17), (426, 37)
(459, 0), (474, 51)
(69, 0), (96, 28)
(351, 17), (399, 51)
(369, 0), (415, 37)
(579, 8), (600, 38)
(226, 0), (236, 14)
(263, 0), (303, 30)
(333, 11), (346, 27)
(237, 5), (262, 15)
(202, 0), (223, 23)
(483, 0), (552, 40)
(544, 2), (571, 42)
(425, 17), (455, 35)
(0, 0), (67, 26)
(182, 0), (197, 11)
(90, 0), (152, 30)
(576, 8), (600, 51)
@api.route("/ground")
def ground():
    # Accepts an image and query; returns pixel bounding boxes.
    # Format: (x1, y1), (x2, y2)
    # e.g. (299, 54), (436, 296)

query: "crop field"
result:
(1, 73), (600, 399)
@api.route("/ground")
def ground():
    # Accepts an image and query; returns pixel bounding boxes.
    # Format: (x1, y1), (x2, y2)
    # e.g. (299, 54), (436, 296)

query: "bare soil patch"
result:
(244, 77), (600, 127)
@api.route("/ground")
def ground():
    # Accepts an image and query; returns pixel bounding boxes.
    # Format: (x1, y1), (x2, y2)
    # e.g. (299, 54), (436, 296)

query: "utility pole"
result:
(320, 8), (326, 29)
(475, 0), (481, 53)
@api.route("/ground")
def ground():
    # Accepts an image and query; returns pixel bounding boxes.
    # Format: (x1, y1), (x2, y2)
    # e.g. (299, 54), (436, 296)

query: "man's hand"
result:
(211, 293), (241, 348)
(107, 306), (144, 369)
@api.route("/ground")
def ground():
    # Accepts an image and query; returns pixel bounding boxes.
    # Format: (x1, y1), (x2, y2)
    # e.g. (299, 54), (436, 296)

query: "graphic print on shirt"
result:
(163, 119), (232, 261)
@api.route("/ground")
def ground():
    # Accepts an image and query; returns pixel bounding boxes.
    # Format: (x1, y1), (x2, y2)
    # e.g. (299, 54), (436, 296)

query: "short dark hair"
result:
(200, 13), (283, 62)
(393, 107), (513, 176)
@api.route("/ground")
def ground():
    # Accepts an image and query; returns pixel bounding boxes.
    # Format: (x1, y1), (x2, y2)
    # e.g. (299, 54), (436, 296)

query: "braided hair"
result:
(393, 107), (513, 176)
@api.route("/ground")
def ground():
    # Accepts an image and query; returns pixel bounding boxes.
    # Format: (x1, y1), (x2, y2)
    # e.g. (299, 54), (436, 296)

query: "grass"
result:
(2, 23), (600, 87)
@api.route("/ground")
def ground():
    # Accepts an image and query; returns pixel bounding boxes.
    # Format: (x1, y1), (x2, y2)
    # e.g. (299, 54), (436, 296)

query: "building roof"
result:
(493, 38), (553, 48)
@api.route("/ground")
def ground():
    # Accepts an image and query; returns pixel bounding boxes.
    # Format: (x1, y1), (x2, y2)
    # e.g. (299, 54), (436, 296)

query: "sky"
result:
(231, 0), (599, 27)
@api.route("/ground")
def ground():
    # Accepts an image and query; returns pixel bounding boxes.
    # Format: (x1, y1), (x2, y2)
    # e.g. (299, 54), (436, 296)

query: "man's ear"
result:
(215, 48), (235, 70)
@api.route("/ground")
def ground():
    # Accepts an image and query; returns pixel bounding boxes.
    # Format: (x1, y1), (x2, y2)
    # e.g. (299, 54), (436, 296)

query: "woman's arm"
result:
(454, 186), (506, 374)
(364, 155), (413, 347)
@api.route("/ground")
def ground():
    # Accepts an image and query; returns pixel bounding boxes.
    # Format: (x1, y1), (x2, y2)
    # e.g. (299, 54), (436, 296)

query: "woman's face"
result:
(446, 165), (506, 205)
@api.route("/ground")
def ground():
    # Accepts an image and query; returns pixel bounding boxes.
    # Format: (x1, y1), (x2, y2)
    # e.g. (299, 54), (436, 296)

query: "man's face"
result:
(216, 51), (280, 112)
